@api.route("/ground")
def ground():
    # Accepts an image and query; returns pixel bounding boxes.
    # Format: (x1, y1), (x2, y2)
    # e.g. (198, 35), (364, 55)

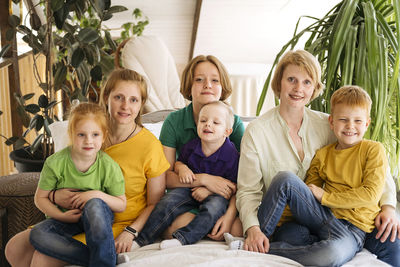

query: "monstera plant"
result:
(257, 0), (400, 179)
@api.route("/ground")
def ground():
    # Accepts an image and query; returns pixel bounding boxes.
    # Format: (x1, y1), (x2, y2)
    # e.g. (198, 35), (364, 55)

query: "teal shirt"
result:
(159, 103), (245, 156)
(39, 147), (125, 197)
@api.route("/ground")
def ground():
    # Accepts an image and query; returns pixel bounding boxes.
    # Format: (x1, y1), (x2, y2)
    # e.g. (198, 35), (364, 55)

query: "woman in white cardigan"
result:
(235, 50), (400, 266)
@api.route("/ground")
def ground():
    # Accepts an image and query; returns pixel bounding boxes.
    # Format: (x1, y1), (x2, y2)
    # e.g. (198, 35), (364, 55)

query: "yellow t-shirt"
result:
(74, 127), (170, 242)
(306, 140), (387, 233)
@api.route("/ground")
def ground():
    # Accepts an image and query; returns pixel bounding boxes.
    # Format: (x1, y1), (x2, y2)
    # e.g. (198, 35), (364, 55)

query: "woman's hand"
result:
(198, 174), (236, 199)
(375, 205), (400, 242)
(244, 226), (270, 253)
(53, 188), (81, 209)
(58, 209), (82, 223)
(208, 213), (235, 240)
(115, 231), (134, 253)
(191, 187), (212, 202)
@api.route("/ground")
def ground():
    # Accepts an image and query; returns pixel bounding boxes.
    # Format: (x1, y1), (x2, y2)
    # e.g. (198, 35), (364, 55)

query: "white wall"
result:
(107, 0), (341, 66)
(194, 0), (341, 65)
(105, 0), (196, 71)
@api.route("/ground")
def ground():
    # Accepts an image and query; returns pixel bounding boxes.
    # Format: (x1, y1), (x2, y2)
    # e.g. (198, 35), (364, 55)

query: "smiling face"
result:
(280, 64), (315, 109)
(71, 117), (104, 158)
(107, 80), (142, 126)
(197, 104), (232, 144)
(191, 61), (223, 106)
(329, 104), (370, 150)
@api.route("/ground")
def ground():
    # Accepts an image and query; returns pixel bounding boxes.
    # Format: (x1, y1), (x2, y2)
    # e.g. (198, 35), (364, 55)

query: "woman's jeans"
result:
(29, 198), (115, 267)
(276, 221), (400, 266)
(259, 171), (365, 267)
(136, 187), (228, 246)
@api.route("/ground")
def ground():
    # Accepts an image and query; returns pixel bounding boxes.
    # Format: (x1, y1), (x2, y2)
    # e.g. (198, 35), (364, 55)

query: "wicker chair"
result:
(0, 172), (45, 267)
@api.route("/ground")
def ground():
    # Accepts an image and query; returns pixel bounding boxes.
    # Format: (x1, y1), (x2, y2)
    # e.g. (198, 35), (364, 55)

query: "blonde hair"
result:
(330, 85), (372, 116)
(180, 55), (232, 101)
(199, 101), (234, 129)
(67, 102), (108, 146)
(99, 68), (148, 126)
(271, 50), (324, 101)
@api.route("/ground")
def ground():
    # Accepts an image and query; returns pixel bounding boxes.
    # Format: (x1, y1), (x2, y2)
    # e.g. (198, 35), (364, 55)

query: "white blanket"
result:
(118, 240), (390, 267)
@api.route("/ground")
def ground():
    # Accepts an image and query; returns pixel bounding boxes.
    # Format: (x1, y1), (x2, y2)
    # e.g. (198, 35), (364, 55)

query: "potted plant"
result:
(3, 0), (148, 172)
(257, 0), (400, 179)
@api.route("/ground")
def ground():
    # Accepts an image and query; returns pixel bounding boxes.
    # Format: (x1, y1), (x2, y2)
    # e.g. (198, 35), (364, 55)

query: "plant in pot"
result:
(257, 0), (400, 179)
(3, 0), (148, 172)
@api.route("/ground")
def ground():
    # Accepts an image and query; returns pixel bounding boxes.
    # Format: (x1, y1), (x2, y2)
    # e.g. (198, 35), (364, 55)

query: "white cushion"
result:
(121, 35), (185, 113)
(49, 121), (69, 152)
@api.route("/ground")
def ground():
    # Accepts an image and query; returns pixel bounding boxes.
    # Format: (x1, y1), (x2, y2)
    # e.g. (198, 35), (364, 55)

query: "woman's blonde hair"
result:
(271, 50), (324, 101)
(99, 68), (148, 126)
(67, 102), (108, 147)
(180, 55), (232, 101)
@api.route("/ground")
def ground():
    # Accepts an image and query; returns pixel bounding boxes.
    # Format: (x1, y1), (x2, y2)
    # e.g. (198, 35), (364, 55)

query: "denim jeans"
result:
(136, 187), (228, 246)
(276, 220), (400, 266)
(258, 171), (365, 267)
(29, 198), (115, 267)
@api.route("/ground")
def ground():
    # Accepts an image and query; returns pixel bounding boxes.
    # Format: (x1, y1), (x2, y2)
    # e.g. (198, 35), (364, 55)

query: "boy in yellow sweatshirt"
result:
(241, 85), (387, 267)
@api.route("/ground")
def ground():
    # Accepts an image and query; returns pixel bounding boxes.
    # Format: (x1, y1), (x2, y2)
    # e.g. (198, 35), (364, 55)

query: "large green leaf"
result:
(53, 64), (68, 90)
(71, 47), (85, 68)
(325, 0), (358, 93)
(77, 28), (99, 44)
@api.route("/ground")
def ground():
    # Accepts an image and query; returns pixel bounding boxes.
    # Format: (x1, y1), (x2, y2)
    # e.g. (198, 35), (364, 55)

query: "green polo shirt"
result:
(159, 103), (245, 156)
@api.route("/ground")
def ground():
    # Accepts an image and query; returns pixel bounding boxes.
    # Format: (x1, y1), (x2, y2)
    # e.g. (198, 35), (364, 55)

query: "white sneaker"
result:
(117, 253), (130, 264)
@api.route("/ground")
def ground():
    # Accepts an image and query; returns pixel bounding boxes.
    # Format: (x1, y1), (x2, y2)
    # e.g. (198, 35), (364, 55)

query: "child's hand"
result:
(191, 187), (212, 202)
(308, 184), (324, 202)
(178, 166), (196, 184)
(71, 191), (101, 209)
(60, 209), (82, 223)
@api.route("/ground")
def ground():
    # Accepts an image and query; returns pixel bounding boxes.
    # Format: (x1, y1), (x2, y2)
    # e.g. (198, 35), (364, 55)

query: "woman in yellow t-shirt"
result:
(5, 69), (170, 266)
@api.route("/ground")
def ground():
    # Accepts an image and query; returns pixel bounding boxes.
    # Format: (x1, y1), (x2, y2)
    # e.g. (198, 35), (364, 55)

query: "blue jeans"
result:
(136, 187), (228, 246)
(29, 198), (115, 267)
(276, 222), (400, 266)
(258, 171), (365, 267)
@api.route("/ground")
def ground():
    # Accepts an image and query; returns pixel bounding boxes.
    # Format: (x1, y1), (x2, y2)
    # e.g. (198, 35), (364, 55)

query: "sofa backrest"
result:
(49, 109), (255, 152)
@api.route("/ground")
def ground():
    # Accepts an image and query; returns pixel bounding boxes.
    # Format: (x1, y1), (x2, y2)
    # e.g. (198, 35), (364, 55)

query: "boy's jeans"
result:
(29, 198), (115, 267)
(258, 171), (365, 267)
(136, 187), (228, 246)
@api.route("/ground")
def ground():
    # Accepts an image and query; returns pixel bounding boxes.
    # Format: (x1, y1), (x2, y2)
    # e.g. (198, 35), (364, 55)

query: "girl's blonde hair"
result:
(271, 50), (324, 101)
(180, 55), (232, 101)
(67, 102), (108, 146)
(99, 68), (148, 126)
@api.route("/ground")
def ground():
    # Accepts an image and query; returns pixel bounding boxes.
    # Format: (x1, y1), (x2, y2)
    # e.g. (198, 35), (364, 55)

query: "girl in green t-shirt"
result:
(29, 102), (126, 267)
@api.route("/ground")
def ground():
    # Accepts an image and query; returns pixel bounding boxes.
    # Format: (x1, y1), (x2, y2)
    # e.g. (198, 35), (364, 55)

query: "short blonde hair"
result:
(67, 102), (108, 146)
(180, 55), (232, 101)
(330, 85), (372, 116)
(99, 68), (148, 126)
(271, 50), (324, 101)
(199, 101), (234, 129)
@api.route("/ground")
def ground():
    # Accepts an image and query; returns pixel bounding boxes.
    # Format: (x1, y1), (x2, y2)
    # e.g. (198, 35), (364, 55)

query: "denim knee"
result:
(272, 171), (302, 187)
(201, 196), (228, 218)
(365, 229), (400, 266)
(82, 198), (113, 237)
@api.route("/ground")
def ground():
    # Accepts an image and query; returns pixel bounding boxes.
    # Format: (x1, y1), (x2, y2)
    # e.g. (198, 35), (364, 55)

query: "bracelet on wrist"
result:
(123, 226), (138, 240)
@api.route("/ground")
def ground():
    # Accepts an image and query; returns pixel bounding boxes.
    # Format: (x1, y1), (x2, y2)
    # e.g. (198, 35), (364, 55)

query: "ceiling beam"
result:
(189, 0), (202, 60)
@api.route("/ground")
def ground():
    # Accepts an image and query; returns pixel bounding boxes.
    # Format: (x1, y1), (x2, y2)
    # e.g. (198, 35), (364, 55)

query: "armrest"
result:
(0, 172), (45, 253)
(0, 172), (40, 197)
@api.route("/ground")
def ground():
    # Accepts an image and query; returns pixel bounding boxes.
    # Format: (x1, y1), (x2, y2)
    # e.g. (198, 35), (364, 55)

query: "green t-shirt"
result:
(159, 103), (245, 156)
(39, 147), (125, 197)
